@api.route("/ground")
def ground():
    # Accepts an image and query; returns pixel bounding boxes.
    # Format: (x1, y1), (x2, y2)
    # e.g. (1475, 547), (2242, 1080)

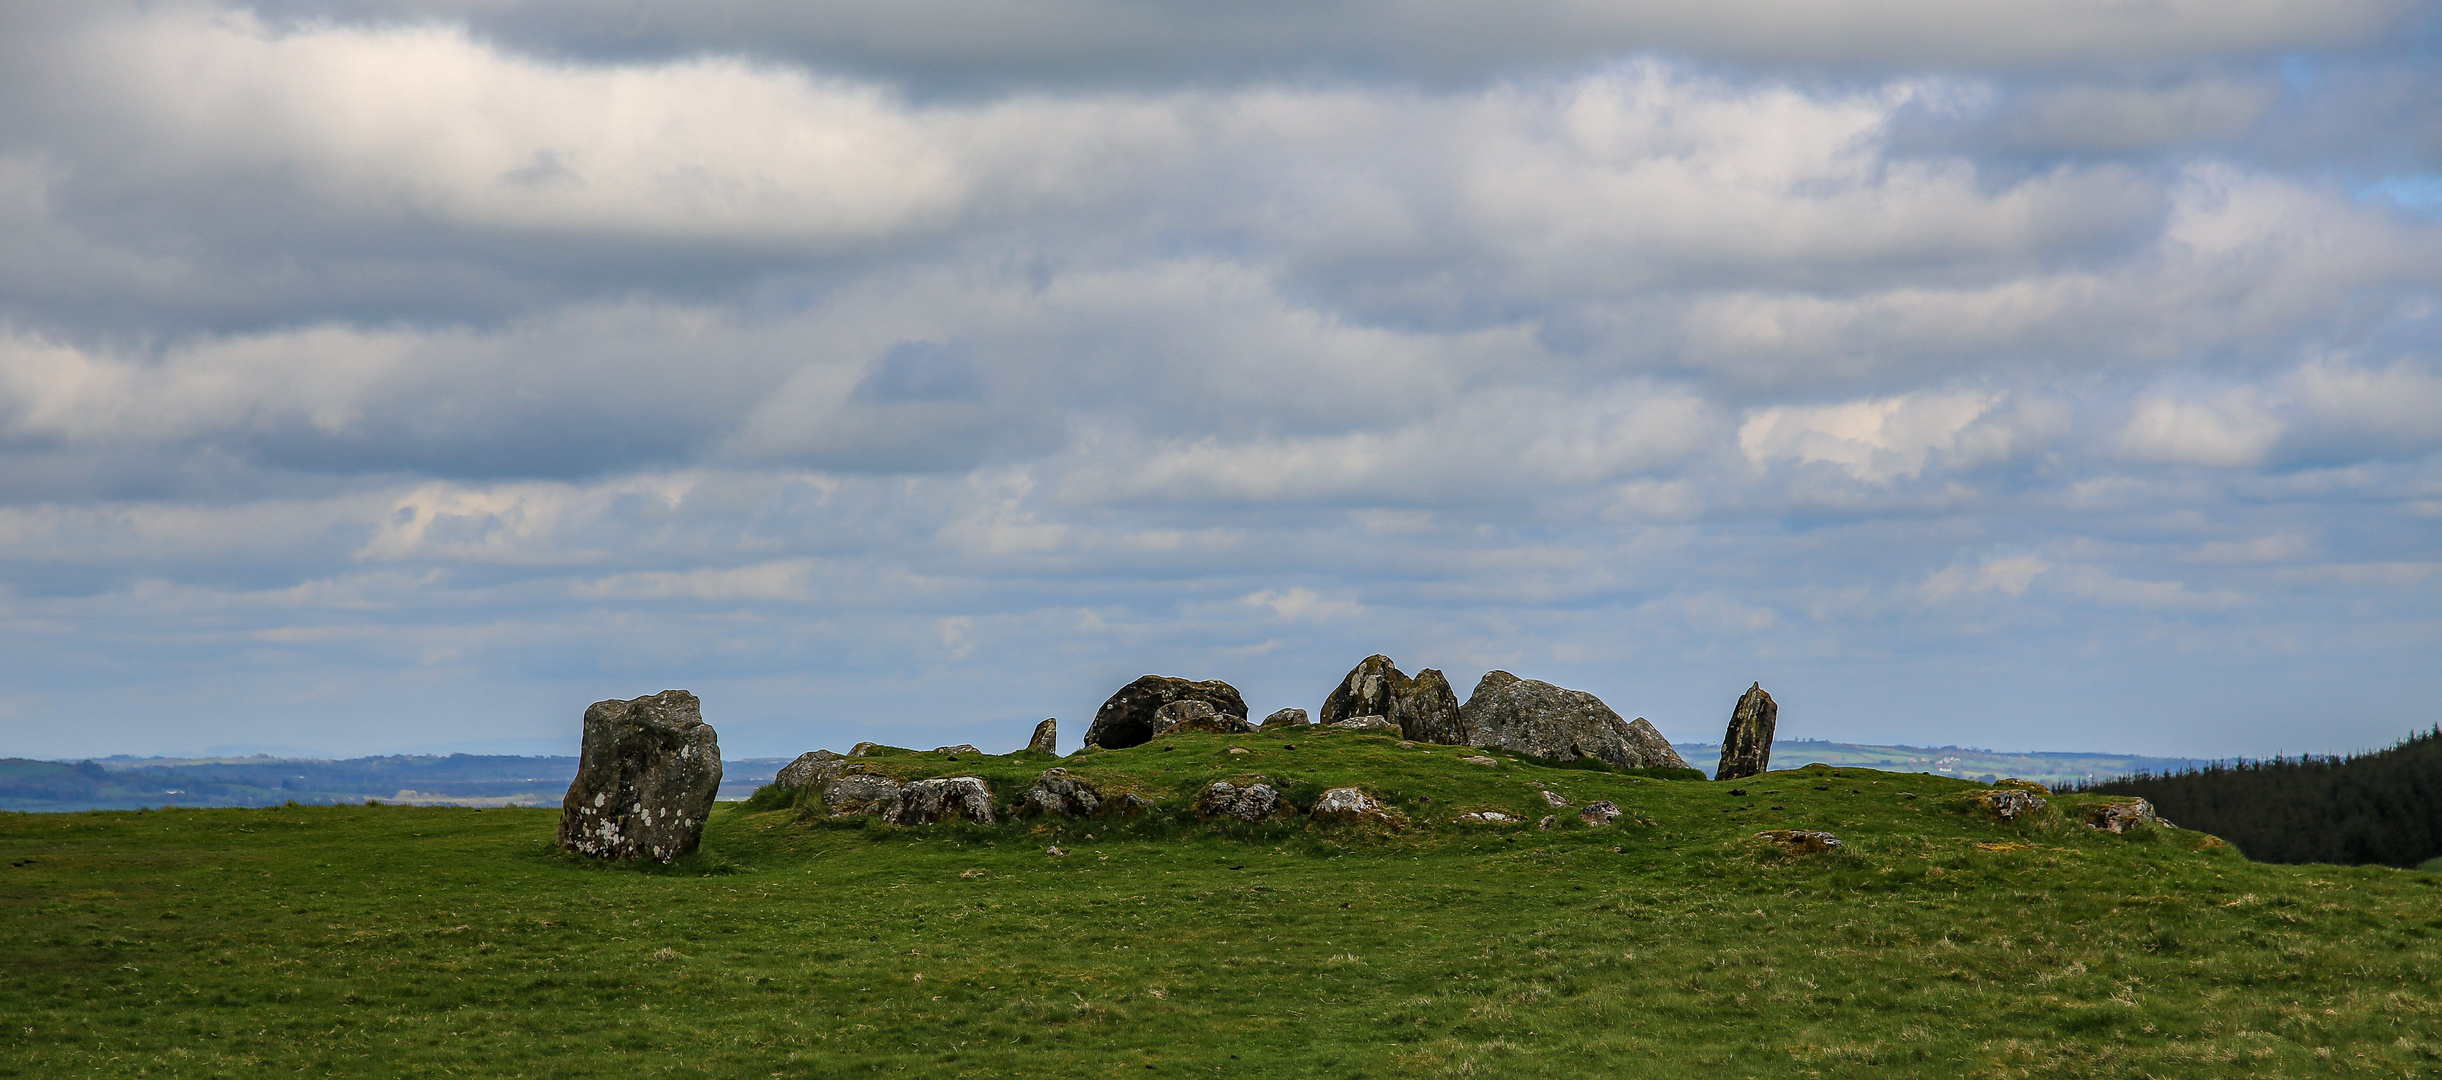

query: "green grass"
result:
(5, 728), (2441, 1078)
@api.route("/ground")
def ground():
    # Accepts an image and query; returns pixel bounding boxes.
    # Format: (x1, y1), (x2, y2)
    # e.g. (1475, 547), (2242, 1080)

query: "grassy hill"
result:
(4, 727), (2438, 1078)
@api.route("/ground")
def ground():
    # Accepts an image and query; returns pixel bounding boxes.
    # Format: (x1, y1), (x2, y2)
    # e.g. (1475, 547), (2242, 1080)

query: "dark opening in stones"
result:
(1100, 719), (1154, 749)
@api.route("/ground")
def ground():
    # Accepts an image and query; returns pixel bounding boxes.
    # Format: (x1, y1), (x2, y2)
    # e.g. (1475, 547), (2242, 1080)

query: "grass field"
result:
(5, 728), (2440, 1078)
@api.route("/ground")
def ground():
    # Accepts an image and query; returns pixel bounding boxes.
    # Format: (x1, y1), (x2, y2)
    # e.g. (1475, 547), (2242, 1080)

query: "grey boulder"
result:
(1025, 718), (1058, 754)
(1022, 767), (1103, 817)
(556, 690), (723, 863)
(1579, 800), (1622, 825)
(1261, 707), (1310, 728)
(1327, 715), (1401, 732)
(1157, 698), (1258, 736)
(775, 749), (845, 791)
(2087, 798), (2172, 834)
(820, 772), (904, 817)
(1459, 672), (1690, 770)
(885, 777), (997, 826)
(1310, 787), (1394, 824)
(1083, 675), (1250, 749)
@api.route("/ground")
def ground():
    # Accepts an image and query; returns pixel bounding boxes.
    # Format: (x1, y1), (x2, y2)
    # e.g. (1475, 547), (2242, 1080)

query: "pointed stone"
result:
(1025, 718), (1058, 754)
(1715, 683), (1778, 782)
(1321, 655), (1470, 745)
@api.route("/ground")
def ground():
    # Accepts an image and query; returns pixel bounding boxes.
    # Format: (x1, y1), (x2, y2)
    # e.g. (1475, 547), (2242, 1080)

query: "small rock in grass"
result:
(1311, 787), (1395, 824)
(1046, 846), (1068, 856)
(1974, 788), (2048, 822)
(1328, 715), (1400, 732)
(1458, 755), (1498, 767)
(1541, 790), (1570, 808)
(1197, 781), (1284, 822)
(1455, 811), (1515, 823)
(931, 744), (981, 755)
(959, 868), (986, 879)
(1260, 707), (1310, 729)
(1538, 815), (1558, 829)
(1579, 800), (1622, 825)
(1228, 746), (1250, 755)
(2087, 797), (2170, 834)
(1023, 767), (1103, 818)
(1754, 829), (1841, 854)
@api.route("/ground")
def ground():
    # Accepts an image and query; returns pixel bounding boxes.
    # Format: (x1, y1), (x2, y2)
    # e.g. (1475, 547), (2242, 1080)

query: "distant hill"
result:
(0, 755), (796, 812)
(2077, 727), (2442, 868)
(1673, 739), (2212, 788)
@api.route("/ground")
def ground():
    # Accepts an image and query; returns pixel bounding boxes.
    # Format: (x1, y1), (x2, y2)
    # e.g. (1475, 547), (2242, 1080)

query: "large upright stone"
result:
(1320, 655), (1470, 745)
(1081, 675), (1249, 749)
(556, 690), (722, 862)
(1025, 718), (1058, 754)
(1715, 683), (1777, 782)
(1458, 671), (1690, 770)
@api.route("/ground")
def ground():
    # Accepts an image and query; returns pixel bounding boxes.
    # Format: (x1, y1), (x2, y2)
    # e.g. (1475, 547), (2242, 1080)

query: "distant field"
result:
(3, 729), (2437, 1078)
(0, 755), (796, 812)
(1676, 741), (2213, 788)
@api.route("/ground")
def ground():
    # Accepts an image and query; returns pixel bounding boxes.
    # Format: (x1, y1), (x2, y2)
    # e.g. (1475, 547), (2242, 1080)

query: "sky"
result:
(1, 0), (2438, 762)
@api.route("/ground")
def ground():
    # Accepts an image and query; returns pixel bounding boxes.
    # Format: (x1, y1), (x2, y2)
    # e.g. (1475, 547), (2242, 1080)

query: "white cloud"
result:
(1739, 390), (2001, 482)
(1241, 587), (1362, 622)
(2117, 389), (2285, 468)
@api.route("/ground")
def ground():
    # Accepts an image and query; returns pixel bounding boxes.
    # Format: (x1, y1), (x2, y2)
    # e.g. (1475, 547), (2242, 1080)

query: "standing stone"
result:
(1320, 656), (1471, 745)
(1025, 718), (1058, 755)
(1716, 683), (1778, 782)
(1459, 672), (1690, 770)
(775, 750), (845, 791)
(556, 690), (722, 863)
(1081, 675), (1249, 749)
(884, 777), (997, 826)
(1321, 655), (1404, 725)
(1261, 707), (1310, 728)
(1396, 669), (1468, 745)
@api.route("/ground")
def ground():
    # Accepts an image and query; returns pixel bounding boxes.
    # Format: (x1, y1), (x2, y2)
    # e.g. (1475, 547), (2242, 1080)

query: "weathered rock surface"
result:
(1310, 787), (1393, 824)
(1715, 683), (1778, 781)
(1459, 671), (1690, 770)
(931, 744), (981, 756)
(2087, 798), (2171, 834)
(885, 777), (996, 826)
(775, 749), (845, 791)
(1455, 810), (1517, 823)
(1025, 718), (1058, 754)
(1083, 675), (1249, 749)
(1458, 754), (1499, 767)
(1327, 715), (1401, 732)
(1755, 829), (1841, 854)
(820, 772), (904, 817)
(556, 690), (723, 862)
(1975, 788), (2049, 821)
(1196, 781), (1283, 822)
(1540, 790), (1570, 808)
(1579, 800), (1622, 825)
(1261, 707), (1310, 729)
(1022, 767), (1101, 817)
(1157, 698), (1258, 736)
(1319, 655), (1470, 745)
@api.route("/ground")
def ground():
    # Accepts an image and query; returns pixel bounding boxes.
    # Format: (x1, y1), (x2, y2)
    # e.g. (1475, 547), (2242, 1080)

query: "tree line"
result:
(2074, 727), (2442, 867)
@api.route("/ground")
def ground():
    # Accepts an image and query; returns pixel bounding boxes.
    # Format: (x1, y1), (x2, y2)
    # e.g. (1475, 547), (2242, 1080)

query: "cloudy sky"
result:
(2, 0), (2438, 761)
